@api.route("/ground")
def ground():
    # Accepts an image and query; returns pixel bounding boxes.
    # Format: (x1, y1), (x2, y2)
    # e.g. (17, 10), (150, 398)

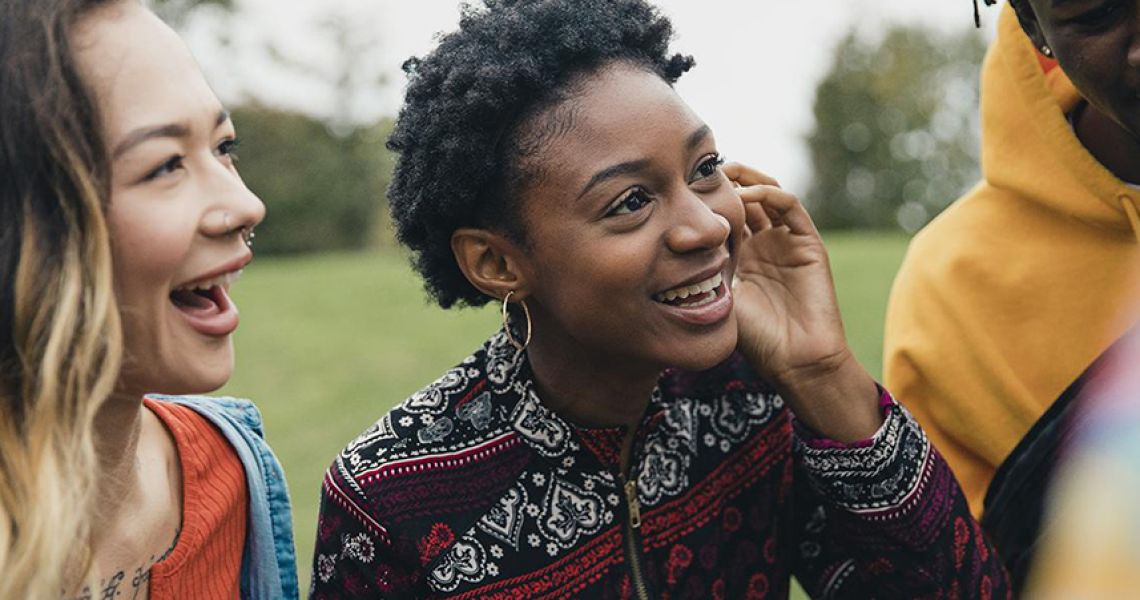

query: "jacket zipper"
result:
(621, 476), (651, 600)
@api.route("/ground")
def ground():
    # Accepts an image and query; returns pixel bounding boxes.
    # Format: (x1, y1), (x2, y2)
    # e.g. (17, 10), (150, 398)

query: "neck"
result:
(1075, 102), (1140, 184)
(91, 390), (146, 531)
(523, 316), (661, 430)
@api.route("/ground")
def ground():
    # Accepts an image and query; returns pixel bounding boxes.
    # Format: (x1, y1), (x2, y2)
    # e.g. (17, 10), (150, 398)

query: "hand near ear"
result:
(725, 162), (882, 442)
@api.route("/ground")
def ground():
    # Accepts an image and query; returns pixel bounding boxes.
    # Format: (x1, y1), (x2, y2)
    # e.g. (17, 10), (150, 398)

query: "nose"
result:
(201, 165), (265, 241)
(664, 190), (732, 254)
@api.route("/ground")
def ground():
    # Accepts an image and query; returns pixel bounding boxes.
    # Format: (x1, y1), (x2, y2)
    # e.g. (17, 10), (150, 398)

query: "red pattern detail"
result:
(357, 432), (520, 482)
(666, 544), (693, 585)
(746, 573), (769, 599)
(577, 427), (625, 470)
(973, 519), (989, 562)
(953, 517), (969, 569)
(452, 378), (488, 410)
(417, 522), (455, 564)
(640, 416), (790, 548)
(722, 507), (742, 533)
(453, 529), (624, 600)
(762, 537), (777, 564)
(322, 472), (390, 543)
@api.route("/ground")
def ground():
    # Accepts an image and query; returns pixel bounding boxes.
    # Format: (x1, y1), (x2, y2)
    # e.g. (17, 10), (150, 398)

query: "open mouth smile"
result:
(169, 268), (244, 337)
(653, 270), (734, 326)
(654, 272), (724, 308)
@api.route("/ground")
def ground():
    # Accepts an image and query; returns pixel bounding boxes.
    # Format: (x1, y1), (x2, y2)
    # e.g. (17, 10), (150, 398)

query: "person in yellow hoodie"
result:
(884, 0), (1140, 586)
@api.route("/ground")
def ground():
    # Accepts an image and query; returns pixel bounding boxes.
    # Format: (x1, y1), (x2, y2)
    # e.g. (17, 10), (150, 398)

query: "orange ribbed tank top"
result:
(144, 398), (248, 599)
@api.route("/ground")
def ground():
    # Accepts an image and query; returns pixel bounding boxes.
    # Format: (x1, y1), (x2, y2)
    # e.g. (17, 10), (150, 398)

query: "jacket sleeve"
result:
(790, 393), (1011, 599)
(309, 461), (422, 599)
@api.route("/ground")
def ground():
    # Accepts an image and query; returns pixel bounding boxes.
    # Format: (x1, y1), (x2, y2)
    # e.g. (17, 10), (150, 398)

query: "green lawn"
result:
(219, 231), (911, 592)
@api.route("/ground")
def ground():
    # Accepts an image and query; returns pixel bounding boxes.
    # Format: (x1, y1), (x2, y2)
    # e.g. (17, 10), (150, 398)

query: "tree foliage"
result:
(231, 105), (395, 254)
(804, 25), (987, 232)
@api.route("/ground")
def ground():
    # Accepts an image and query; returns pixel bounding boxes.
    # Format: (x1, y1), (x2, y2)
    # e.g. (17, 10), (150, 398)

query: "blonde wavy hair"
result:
(0, 0), (122, 596)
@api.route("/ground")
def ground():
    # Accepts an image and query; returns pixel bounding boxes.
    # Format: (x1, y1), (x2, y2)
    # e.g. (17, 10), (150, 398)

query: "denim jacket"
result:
(151, 395), (299, 600)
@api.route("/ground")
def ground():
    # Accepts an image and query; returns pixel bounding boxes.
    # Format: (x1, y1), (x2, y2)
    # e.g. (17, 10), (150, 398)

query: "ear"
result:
(1011, 0), (1049, 53)
(451, 228), (533, 302)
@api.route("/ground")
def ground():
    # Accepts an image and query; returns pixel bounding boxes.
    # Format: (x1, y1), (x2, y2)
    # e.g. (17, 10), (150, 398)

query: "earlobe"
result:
(451, 228), (531, 301)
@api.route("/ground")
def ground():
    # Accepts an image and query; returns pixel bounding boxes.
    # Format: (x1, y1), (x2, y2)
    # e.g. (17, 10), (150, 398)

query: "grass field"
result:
(219, 230), (911, 591)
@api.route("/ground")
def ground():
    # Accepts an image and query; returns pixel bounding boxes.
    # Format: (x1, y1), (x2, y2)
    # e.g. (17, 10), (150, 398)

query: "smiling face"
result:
(72, 2), (264, 396)
(1018, 0), (1140, 139)
(511, 63), (745, 375)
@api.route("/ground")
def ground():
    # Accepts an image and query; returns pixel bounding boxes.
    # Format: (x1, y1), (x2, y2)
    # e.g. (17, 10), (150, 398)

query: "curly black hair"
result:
(386, 0), (694, 308)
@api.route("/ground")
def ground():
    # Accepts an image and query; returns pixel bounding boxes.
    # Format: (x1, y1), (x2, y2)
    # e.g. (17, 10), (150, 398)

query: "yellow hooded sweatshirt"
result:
(883, 3), (1140, 518)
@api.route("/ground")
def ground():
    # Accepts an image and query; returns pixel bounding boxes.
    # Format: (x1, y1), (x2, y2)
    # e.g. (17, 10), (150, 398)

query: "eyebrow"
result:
(575, 124), (713, 201)
(111, 109), (230, 159)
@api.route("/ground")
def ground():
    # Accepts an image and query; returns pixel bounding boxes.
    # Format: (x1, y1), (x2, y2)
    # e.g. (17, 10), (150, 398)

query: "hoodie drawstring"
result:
(1122, 196), (1140, 244)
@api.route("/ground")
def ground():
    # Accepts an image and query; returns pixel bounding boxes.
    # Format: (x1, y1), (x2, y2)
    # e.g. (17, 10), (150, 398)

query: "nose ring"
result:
(240, 227), (256, 248)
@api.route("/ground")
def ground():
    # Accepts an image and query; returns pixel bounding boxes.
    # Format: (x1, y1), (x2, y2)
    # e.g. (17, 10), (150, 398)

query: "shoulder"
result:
(148, 394), (266, 437)
(327, 336), (529, 502)
(895, 183), (1021, 288)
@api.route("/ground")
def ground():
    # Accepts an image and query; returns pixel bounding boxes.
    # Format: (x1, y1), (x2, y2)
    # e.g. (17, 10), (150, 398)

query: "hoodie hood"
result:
(982, 3), (1139, 239)
(883, 2), (1140, 517)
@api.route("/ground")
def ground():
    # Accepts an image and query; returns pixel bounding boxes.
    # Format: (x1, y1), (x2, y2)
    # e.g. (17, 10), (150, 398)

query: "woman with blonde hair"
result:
(0, 0), (297, 597)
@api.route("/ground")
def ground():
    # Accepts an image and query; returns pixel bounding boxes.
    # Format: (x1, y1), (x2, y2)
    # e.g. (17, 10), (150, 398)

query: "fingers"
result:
(723, 162), (781, 189)
(735, 185), (818, 237)
(744, 199), (772, 232)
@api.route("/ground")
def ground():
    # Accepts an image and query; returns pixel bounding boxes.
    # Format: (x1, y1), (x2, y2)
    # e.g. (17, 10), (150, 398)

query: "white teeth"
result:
(173, 269), (243, 292)
(654, 272), (723, 303)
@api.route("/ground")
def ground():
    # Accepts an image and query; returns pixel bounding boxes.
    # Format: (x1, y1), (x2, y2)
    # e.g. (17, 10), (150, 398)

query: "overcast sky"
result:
(184, 0), (997, 193)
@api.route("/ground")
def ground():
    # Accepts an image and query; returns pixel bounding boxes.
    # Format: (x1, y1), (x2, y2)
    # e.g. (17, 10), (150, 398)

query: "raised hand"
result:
(726, 163), (882, 442)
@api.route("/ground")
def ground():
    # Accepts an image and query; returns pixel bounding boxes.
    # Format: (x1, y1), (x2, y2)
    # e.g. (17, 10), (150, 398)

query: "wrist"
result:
(773, 349), (883, 443)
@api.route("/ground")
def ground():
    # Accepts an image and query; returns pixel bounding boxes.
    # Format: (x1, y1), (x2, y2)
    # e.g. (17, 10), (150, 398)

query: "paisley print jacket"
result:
(310, 331), (1009, 599)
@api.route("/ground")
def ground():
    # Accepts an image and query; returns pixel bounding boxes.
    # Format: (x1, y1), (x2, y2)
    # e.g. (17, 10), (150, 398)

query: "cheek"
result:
(1055, 36), (1122, 95)
(107, 199), (194, 296)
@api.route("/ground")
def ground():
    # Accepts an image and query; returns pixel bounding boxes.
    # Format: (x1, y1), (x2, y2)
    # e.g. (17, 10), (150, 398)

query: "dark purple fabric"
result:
(310, 331), (1010, 599)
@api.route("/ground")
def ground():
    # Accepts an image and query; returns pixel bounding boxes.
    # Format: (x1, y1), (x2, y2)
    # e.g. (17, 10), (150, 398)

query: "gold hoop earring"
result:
(502, 290), (532, 352)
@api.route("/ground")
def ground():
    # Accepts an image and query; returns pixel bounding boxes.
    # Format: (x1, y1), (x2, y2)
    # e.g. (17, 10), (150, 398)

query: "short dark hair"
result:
(386, 0), (694, 308)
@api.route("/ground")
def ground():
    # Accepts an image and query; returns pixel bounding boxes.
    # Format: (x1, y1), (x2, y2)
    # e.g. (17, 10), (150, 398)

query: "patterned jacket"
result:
(310, 331), (1009, 599)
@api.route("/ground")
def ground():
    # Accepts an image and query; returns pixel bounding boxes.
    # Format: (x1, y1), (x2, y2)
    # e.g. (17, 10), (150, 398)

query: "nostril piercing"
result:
(241, 227), (256, 248)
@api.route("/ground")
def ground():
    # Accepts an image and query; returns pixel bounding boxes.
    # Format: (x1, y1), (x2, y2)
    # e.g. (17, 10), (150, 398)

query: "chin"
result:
(666, 330), (738, 373)
(159, 353), (234, 395)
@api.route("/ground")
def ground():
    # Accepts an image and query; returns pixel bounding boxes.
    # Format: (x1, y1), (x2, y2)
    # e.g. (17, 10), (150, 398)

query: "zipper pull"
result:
(625, 479), (641, 529)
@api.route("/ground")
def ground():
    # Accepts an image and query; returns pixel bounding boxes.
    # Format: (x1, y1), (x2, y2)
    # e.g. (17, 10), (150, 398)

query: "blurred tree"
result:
(804, 25), (987, 232)
(231, 105), (395, 254)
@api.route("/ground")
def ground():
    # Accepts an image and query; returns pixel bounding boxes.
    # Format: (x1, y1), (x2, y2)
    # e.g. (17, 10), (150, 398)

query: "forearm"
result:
(793, 398), (1011, 598)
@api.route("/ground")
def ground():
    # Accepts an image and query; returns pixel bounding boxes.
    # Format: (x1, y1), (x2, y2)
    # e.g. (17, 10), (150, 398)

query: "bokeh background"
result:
(155, 0), (1000, 589)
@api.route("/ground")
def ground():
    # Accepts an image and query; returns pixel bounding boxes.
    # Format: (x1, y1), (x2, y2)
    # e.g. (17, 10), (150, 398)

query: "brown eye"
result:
(608, 187), (653, 216)
(694, 154), (724, 180)
(144, 155), (184, 181)
(216, 138), (241, 162)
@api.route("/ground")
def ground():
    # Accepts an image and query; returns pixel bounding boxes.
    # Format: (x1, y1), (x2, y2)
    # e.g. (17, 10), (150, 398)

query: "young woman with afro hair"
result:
(311, 1), (1010, 597)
